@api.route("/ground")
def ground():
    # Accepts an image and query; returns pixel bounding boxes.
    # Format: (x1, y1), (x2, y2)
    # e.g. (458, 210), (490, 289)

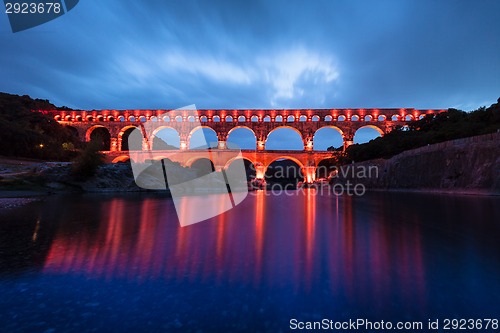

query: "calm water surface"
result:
(0, 190), (499, 332)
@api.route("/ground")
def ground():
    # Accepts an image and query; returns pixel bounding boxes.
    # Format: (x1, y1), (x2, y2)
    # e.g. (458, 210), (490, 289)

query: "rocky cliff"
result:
(335, 132), (500, 194)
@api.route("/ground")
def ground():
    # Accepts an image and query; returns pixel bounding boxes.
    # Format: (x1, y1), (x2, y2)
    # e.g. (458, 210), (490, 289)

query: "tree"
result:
(71, 141), (105, 180)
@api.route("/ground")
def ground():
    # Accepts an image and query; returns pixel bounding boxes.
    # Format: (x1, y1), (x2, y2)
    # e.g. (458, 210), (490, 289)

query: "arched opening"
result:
(88, 127), (111, 150)
(263, 115), (271, 122)
(190, 158), (215, 177)
(175, 115), (183, 122)
(316, 158), (337, 179)
(251, 115), (259, 122)
(275, 115), (283, 122)
(351, 115), (360, 121)
(189, 127), (218, 149)
(353, 126), (384, 144)
(286, 115), (295, 122)
(86, 116), (94, 122)
(199, 116), (207, 122)
(299, 115), (307, 122)
(265, 158), (304, 186)
(96, 115), (104, 122)
(225, 115), (233, 122)
(338, 115), (346, 121)
(120, 126), (141, 151)
(265, 127), (303, 150)
(377, 115), (386, 121)
(324, 115), (332, 121)
(404, 115), (413, 121)
(150, 116), (158, 122)
(187, 116), (196, 122)
(313, 127), (344, 151)
(75, 115), (82, 122)
(213, 116), (221, 122)
(391, 115), (399, 121)
(152, 127), (180, 150)
(225, 158), (256, 182)
(364, 115), (373, 122)
(312, 115), (320, 122)
(54, 115), (61, 121)
(227, 127), (256, 150)
(129, 116), (136, 122)
(238, 115), (246, 122)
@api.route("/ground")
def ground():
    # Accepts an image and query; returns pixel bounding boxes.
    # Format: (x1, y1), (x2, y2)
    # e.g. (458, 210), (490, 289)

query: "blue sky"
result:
(1, 0), (499, 148)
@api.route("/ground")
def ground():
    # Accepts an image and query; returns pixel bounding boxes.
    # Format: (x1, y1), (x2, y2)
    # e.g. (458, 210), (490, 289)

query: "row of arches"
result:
(82, 125), (385, 151)
(112, 155), (343, 186)
(56, 113), (427, 123)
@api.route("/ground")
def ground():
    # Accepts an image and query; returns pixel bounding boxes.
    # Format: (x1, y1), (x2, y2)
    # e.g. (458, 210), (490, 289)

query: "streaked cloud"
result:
(0, 0), (499, 111)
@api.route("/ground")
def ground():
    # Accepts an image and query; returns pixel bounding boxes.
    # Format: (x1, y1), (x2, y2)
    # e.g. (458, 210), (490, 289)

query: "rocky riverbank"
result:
(0, 157), (233, 209)
(334, 132), (500, 195)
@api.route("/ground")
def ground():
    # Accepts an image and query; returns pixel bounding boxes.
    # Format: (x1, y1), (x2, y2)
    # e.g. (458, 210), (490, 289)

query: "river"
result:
(0, 190), (499, 332)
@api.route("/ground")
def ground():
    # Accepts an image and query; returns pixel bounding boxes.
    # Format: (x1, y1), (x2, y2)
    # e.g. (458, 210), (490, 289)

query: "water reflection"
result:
(0, 191), (499, 331)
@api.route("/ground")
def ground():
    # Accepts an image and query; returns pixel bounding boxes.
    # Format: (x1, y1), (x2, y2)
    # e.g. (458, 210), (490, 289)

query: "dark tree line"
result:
(344, 98), (500, 163)
(0, 92), (82, 160)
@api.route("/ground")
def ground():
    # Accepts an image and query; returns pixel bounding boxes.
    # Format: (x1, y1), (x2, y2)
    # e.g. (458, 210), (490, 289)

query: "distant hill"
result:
(0, 92), (81, 160)
(345, 98), (500, 163)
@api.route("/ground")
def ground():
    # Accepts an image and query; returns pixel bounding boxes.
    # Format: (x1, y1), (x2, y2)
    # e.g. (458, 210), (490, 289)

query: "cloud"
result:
(0, 0), (499, 111)
(114, 46), (339, 107)
(161, 53), (253, 85)
(258, 48), (339, 105)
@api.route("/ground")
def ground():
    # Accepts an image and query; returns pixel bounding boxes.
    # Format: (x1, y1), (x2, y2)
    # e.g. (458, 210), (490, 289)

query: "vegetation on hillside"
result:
(0, 92), (81, 160)
(71, 141), (105, 180)
(345, 98), (500, 163)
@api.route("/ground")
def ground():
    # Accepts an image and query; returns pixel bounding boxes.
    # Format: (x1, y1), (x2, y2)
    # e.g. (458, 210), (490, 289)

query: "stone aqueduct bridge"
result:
(41, 108), (444, 183)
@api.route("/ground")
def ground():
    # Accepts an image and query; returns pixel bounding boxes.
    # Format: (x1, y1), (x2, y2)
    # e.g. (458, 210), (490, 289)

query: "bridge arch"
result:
(227, 126), (256, 138)
(227, 126), (257, 149)
(187, 158), (216, 177)
(264, 157), (305, 184)
(224, 157), (257, 181)
(313, 126), (344, 151)
(85, 125), (107, 142)
(356, 125), (384, 136)
(150, 126), (181, 149)
(265, 156), (305, 169)
(223, 156), (256, 170)
(188, 126), (219, 149)
(86, 125), (111, 150)
(316, 158), (337, 178)
(184, 156), (211, 167)
(353, 125), (384, 144)
(112, 155), (131, 163)
(265, 126), (304, 150)
(118, 125), (140, 151)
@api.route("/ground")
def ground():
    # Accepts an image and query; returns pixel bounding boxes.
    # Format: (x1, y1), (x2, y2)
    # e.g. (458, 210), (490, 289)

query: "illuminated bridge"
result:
(40, 108), (445, 183)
